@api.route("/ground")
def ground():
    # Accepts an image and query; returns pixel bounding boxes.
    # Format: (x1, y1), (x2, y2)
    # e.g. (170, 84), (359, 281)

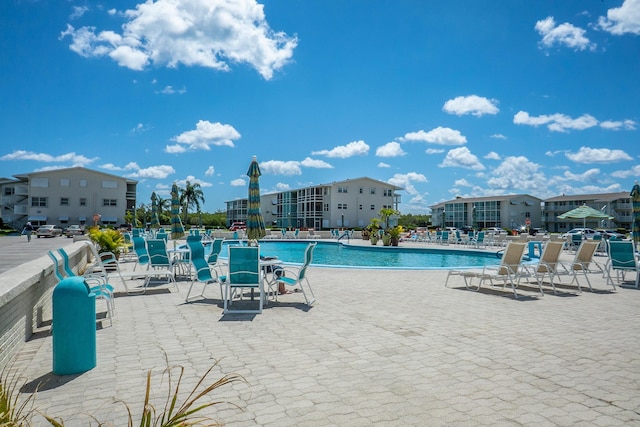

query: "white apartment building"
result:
(226, 177), (402, 229)
(431, 194), (543, 231)
(0, 167), (137, 230)
(543, 191), (633, 232)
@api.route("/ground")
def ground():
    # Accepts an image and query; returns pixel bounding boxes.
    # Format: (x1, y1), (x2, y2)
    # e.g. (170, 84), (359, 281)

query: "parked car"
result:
(36, 225), (63, 238)
(596, 229), (627, 240)
(561, 228), (597, 239)
(229, 222), (246, 231)
(485, 227), (508, 235)
(64, 225), (85, 237)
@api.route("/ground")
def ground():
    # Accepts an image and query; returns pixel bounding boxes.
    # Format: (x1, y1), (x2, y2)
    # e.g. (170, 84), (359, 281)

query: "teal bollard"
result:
(52, 276), (97, 375)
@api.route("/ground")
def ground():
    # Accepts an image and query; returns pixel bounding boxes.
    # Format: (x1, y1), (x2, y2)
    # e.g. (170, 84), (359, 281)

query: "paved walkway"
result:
(4, 237), (640, 426)
(0, 234), (76, 275)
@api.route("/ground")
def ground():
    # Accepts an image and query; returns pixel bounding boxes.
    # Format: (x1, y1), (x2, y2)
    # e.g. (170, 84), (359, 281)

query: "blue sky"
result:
(1, 0), (639, 214)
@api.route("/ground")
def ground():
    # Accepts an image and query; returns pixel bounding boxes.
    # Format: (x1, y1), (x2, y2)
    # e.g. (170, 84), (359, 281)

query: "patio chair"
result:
(48, 250), (114, 326)
(524, 241), (564, 295)
(445, 242), (530, 299)
(131, 236), (150, 271)
(470, 231), (486, 248)
(605, 240), (639, 289)
(557, 240), (603, 292)
(207, 238), (224, 266)
(273, 242), (317, 306)
(185, 238), (224, 302)
(440, 230), (449, 245)
(223, 246), (264, 314)
(57, 248), (115, 295)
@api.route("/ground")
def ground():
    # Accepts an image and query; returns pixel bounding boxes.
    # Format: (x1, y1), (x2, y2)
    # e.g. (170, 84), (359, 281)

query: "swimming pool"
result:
(208, 240), (502, 270)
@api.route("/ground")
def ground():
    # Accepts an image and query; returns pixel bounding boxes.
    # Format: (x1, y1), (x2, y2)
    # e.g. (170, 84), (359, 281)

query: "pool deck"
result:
(5, 236), (640, 426)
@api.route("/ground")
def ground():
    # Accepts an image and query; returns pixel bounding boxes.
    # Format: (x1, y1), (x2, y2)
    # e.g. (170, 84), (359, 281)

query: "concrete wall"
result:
(0, 242), (90, 369)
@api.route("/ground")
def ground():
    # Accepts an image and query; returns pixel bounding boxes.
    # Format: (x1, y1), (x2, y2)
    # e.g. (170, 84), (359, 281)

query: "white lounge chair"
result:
(446, 242), (530, 299)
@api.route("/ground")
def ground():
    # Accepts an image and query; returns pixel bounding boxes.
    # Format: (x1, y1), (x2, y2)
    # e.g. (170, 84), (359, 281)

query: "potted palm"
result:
(368, 218), (381, 245)
(388, 225), (403, 246)
(88, 227), (124, 261)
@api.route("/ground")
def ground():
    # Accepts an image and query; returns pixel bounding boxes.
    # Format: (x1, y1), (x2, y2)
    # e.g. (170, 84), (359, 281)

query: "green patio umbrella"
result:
(150, 191), (160, 229)
(246, 156), (266, 241)
(170, 183), (185, 240)
(631, 181), (640, 244)
(557, 204), (613, 228)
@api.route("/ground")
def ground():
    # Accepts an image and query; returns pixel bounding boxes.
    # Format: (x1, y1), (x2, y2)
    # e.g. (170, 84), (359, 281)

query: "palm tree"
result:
(180, 181), (205, 225)
(156, 196), (170, 222)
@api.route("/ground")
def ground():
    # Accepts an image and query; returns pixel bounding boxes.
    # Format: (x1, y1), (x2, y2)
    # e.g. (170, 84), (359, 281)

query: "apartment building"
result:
(543, 191), (632, 232)
(430, 194), (543, 231)
(226, 177), (402, 229)
(0, 167), (137, 230)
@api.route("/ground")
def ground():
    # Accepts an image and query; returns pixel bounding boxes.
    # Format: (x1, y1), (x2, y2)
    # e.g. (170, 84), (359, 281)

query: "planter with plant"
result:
(88, 227), (124, 267)
(388, 225), (403, 246)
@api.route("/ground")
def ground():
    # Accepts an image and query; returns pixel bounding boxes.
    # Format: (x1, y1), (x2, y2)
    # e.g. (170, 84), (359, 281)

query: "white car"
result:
(485, 227), (508, 235)
(561, 228), (597, 239)
(36, 225), (63, 238)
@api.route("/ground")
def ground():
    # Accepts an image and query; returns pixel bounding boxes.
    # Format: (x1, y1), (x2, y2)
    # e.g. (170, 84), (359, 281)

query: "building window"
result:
(32, 197), (47, 207)
(337, 203), (348, 210)
(384, 189), (392, 197)
(60, 178), (70, 187)
(60, 197), (69, 206)
(370, 204), (375, 210)
(337, 186), (348, 193)
(323, 203), (329, 212)
(4, 187), (14, 196)
(80, 198), (87, 206)
(103, 199), (117, 207)
(359, 204), (363, 210)
(370, 187), (376, 195)
(31, 178), (48, 188)
(80, 179), (87, 187)
(359, 188), (363, 194)
(102, 180), (118, 189)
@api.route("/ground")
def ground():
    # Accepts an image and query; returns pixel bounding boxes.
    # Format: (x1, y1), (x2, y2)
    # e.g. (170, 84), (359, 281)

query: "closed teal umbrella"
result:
(246, 156), (266, 241)
(170, 183), (185, 240)
(631, 181), (640, 244)
(150, 191), (160, 229)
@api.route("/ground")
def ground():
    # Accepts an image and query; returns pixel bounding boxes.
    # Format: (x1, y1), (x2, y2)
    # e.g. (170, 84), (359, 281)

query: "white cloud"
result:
(375, 141), (406, 157)
(565, 147), (633, 163)
(230, 178), (246, 187)
(311, 140), (369, 158)
(275, 182), (291, 191)
(205, 166), (215, 176)
(598, 0), (640, 35)
(260, 160), (302, 175)
(513, 111), (598, 132)
(490, 133), (507, 140)
(535, 16), (595, 51)
(400, 127), (467, 145)
(599, 119), (637, 130)
(175, 175), (212, 188)
(425, 148), (445, 154)
(70, 6), (89, 20)
(439, 147), (485, 170)
(487, 156), (547, 193)
(60, 0), (297, 80)
(611, 164), (640, 178)
(0, 150), (97, 166)
(157, 85), (187, 95)
(127, 165), (176, 179)
(442, 95), (499, 117)
(454, 179), (472, 187)
(300, 157), (333, 168)
(387, 172), (427, 195)
(484, 151), (501, 160)
(168, 120), (241, 152)
(378, 162), (391, 168)
(555, 168), (602, 183)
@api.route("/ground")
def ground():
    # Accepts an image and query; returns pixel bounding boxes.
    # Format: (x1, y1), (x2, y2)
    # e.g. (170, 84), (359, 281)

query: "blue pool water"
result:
(207, 240), (501, 270)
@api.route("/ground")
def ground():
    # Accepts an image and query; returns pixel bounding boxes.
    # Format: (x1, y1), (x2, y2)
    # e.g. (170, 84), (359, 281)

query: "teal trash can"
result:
(53, 276), (97, 375)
